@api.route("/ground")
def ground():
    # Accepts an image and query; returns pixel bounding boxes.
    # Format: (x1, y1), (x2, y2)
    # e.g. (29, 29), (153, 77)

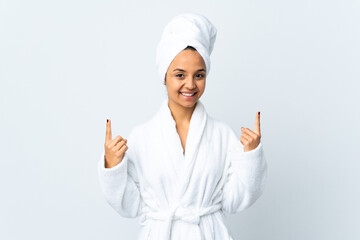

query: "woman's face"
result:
(165, 49), (206, 110)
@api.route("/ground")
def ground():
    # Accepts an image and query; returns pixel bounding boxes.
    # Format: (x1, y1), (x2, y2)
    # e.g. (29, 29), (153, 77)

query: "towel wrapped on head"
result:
(156, 13), (218, 84)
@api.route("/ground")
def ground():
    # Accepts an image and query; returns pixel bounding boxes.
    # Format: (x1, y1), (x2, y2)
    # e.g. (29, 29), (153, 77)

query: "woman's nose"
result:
(185, 77), (196, 89)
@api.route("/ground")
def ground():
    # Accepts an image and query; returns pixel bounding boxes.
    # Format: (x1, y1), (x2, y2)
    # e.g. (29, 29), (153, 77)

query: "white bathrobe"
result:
(98, 98), (268, 240)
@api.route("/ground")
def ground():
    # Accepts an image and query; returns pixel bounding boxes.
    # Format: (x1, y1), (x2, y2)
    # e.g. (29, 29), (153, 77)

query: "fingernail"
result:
(107, 119), (109, 123)
(258, 112), (260, 116)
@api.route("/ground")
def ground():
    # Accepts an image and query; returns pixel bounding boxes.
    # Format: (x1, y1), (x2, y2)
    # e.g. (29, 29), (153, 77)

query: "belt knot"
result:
(140, 203), (222, 240)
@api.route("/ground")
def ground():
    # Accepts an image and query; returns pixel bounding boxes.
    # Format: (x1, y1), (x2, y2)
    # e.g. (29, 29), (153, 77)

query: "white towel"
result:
(155, 13), (217, 83)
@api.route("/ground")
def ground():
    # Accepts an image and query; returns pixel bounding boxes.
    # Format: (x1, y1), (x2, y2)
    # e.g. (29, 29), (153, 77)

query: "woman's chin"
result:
(168, 94), (200, 109)
(178, 100), (198, 109)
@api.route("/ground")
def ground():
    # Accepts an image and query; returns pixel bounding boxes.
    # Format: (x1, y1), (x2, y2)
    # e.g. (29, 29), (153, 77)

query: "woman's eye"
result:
(175, 73), (204, 78)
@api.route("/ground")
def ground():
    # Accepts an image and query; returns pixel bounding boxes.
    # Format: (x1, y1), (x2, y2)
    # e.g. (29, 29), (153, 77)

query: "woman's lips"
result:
(179, 91), (197, 100)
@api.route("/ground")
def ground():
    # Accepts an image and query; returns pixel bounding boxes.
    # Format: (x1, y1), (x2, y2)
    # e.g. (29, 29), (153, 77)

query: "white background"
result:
(1, 0), (359, 239)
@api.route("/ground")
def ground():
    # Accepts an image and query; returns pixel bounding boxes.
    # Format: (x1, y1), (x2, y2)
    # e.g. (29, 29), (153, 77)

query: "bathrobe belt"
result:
(143, 203), (222, 239)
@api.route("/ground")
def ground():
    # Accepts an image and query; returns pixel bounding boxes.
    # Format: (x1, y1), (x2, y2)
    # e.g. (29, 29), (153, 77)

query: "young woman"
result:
(98, 13), (268, 240)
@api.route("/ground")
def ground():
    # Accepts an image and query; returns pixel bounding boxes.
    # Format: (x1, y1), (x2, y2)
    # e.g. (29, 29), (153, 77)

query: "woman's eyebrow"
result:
(173, 68), (206, 72)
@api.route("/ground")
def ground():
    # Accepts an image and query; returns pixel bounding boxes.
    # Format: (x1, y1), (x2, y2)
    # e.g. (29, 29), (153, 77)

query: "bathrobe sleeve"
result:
(97, 129), (142, 218)
(221, 128), (268, 214)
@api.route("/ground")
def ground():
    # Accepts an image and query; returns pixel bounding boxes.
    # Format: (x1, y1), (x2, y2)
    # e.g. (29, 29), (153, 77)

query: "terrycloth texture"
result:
(98, 98), (268, 240)
(156, 13), (217, 82)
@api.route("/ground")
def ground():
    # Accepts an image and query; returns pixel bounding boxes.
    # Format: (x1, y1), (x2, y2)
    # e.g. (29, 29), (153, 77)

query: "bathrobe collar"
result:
(157, 97), (208, 201)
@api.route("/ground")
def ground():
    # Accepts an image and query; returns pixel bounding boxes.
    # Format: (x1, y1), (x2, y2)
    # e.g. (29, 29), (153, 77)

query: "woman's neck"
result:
(168, 98), (196, 125)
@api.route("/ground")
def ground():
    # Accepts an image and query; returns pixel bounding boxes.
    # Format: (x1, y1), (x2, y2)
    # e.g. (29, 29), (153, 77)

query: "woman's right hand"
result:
(104, 119), (128, 168)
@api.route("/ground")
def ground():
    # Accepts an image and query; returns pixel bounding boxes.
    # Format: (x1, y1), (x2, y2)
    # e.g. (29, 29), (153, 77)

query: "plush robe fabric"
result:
(98, 98), (268, 240)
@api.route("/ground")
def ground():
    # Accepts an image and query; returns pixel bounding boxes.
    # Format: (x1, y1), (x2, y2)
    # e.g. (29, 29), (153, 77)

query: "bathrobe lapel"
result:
(158, 98), (207, 202)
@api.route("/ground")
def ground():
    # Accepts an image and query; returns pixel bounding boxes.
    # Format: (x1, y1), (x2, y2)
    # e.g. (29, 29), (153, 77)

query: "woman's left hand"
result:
(240, 111), (261, 152)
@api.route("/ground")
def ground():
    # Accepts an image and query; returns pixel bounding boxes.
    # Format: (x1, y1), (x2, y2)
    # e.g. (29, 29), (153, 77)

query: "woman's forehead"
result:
(170, 51), (206, 69)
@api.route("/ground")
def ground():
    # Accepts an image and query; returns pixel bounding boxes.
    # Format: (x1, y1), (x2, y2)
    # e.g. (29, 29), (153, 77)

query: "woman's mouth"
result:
(179, 91), (197, 99)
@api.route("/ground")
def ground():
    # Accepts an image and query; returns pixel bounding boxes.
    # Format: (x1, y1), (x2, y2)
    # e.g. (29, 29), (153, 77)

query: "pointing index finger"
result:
(106, 119), (112, 142)
(254, 112), (261, 135)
